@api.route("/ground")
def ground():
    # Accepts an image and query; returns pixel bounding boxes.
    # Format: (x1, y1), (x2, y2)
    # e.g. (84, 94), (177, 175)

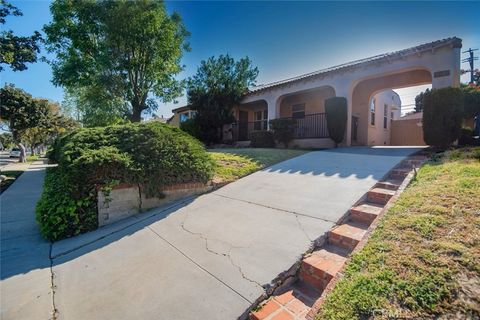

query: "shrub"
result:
(269, 118), (296, 148)
(250, 131), (275, 148)
(423, 87), (464, 148)
(37, 122), (215, 240)
(180, 118), (202, 140)
(325, 97), (348, 147)
(458, 127), (475, 146)
(462, 85), (480, 119)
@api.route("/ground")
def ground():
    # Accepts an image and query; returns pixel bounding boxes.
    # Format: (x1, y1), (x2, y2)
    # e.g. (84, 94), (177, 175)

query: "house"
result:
(168, 105), (197, 127)
(171, 37), (462, 147)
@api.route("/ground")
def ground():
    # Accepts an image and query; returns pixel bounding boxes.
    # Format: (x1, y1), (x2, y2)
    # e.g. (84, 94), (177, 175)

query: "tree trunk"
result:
(18, 143), (27, 163)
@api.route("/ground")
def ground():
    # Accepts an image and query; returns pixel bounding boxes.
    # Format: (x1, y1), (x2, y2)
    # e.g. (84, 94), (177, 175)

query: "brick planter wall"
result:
(98, 182), (212, 227)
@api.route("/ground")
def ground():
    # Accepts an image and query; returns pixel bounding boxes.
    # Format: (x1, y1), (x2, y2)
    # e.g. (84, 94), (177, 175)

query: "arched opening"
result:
(351, 69), (432, 146)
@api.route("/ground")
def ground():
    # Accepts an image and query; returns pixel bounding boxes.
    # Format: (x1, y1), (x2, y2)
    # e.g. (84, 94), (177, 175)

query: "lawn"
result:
(317, 147), (480, 319)
(0, 170), (24, 193)
(209, 148), (310, 183)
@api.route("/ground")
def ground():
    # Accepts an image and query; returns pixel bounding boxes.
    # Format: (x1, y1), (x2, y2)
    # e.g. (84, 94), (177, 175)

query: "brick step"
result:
(349, 202), (383, 224)
(250, 281), (321, 320)
(367, 187), (395, 205)
(389, 167), (412, 180)
(299, 244), (349, 292)
(375, 179), (403, 191)
(401, 159), (424, 166)
(328, 221), (368, 251)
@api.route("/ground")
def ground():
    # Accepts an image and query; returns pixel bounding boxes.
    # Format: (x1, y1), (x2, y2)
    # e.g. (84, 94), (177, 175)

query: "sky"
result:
(2, 0), (479, 118)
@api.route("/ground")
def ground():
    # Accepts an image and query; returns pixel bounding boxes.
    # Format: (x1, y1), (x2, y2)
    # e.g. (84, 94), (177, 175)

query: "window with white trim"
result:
(253, 110), (267, 131)
(292, 104), (305, 119)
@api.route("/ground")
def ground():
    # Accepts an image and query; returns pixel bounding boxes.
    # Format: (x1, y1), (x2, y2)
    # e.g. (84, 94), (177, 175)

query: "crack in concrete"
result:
(212, 193), (337, 224)
(145, 226), (253, 304)
(180, 210), (264, 288)
(48, 243), (58, 320)
(294, 214), (314, 242)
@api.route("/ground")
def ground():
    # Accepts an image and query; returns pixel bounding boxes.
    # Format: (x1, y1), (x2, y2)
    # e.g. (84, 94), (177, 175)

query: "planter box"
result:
(98, 182), (212, 227)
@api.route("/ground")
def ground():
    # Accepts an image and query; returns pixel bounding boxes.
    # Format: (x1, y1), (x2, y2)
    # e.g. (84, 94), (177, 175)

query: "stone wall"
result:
(98, 182), (212, 227)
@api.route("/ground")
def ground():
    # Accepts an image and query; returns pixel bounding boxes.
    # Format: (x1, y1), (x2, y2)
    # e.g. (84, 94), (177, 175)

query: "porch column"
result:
(266, 96), (279, 130)
(334, 84), (352, 146)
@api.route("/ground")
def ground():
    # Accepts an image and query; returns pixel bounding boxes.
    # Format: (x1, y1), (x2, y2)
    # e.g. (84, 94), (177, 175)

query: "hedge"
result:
(422, 87), (464, 148)
(37, 122), (215, 241)
(250, 131), (275, 148)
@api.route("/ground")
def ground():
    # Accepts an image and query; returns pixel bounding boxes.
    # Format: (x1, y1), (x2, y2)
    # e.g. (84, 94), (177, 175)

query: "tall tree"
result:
(62, 86), (127, 127)
(0, 0), (42, 72)
(0, 85), (44, 161)
(187, 54), (259, 144)
(414, 88), (430, 113)
(44, 0), (189, 122)
(22, 99), (78, 155)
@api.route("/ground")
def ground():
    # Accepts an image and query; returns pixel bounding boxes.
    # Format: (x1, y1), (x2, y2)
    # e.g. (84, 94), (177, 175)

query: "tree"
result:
(0, 85), (43, 161)
(0, 132), (13, 149)
(0, 0), (42, 72)
(62, 87), (127, 127)
(187, 54), (259, 144)
(422, 87), (464, 148)
(462, 85), (480, 119)
(44, 0), (189, 122)
(414, 88), (430, 113)
(324, 97), (348, 147)
(22, 99), (79, 155)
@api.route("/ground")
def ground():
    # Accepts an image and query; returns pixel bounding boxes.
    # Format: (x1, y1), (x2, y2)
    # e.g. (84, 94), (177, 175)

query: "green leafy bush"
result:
(423, 87), (464, 148)
(325, 97), (348, 147)
(269, 118), (296, 148)
(38, 122), (215, 240)
(180, 118), (202, 140)
(250, 131), (275, 148)
(462, 85), (480, 119)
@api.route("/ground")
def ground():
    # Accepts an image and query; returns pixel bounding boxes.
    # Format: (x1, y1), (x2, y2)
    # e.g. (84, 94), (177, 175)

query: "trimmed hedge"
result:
(250, 131), (275, 148)
(269, 118), (296, 148)
(37, 122), (215, 241)
(422, 87), (464, 148)
(325, 97), (348, 147)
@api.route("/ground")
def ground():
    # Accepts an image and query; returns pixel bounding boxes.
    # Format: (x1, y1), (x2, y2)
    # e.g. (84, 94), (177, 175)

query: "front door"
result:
(351, 116), (359, 143)
(238, 111), (249, 141)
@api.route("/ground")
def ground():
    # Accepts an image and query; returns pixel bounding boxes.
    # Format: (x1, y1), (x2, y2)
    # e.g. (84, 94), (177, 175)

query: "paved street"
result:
(0, 147), (421, 320)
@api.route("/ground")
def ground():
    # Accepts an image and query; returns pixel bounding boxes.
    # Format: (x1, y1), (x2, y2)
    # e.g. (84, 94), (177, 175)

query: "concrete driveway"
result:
(1, 147), (421, 320)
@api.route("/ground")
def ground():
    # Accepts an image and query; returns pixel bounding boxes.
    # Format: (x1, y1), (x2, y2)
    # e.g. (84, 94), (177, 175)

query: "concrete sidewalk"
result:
(1, 161), (53, 320)
(1, 147), (421, 320)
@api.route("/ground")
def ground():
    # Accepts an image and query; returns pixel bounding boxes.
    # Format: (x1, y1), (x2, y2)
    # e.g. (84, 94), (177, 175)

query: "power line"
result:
(462, 48), (479, 84)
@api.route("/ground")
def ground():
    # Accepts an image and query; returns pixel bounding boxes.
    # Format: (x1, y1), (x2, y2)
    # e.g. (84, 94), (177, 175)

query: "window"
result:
(390, 112), (394, 121)
(179, 110), (196, 123)
(370, 99), (376, 126)
(292, 104), (305, 119)
(383, 104), (388, 129)
(180, 112), (189, 123)
(253, 110), (267, 131)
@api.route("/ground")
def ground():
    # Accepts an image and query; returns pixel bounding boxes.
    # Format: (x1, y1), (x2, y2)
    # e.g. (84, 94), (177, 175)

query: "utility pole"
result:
(462, 48), (478, 84)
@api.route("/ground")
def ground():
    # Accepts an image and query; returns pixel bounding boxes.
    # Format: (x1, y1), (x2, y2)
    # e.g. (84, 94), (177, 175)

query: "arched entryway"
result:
(351, 69), (432, 145)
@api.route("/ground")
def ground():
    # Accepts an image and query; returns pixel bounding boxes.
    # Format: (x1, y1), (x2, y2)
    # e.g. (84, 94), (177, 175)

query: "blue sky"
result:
(2, 1), (479, 117)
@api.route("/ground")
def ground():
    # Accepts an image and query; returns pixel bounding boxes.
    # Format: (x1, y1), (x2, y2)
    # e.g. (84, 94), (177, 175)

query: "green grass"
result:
(0, 170), (24, 193)
(317, 147), (480, 319)
(209, 148), (309, 183)
(26, 155), (40, 162)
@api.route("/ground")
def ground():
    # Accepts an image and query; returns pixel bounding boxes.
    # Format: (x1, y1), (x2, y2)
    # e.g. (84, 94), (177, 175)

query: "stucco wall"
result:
(279, 87), (335, 118)
(367, 90), (402, 146)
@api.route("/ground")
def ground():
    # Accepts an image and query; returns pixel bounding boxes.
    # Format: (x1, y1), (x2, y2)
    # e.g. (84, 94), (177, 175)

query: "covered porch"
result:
(231, 86), (334, 145)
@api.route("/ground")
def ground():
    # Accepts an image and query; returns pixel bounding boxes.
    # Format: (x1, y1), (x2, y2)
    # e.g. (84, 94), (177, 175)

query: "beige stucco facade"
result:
(365, 90), (402, 146)
(239, 37), (461, 146)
